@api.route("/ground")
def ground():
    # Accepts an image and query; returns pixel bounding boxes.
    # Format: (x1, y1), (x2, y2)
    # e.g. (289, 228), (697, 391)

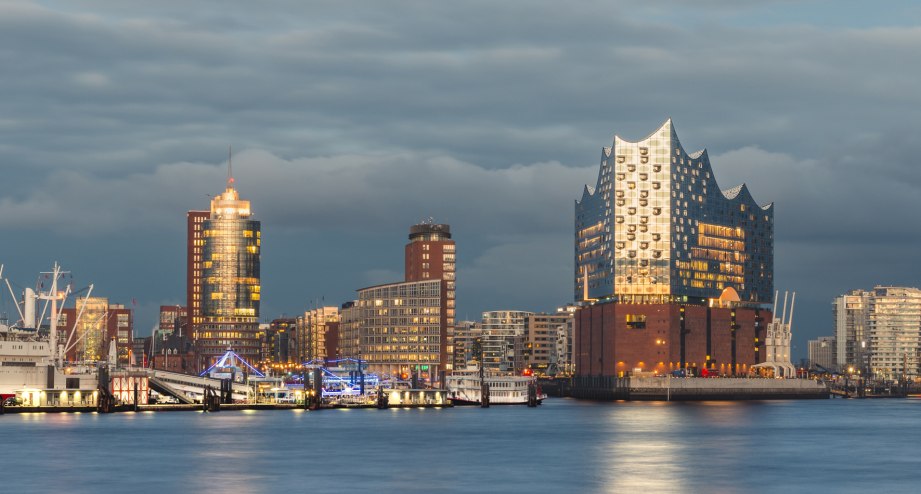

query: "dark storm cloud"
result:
(3, 0), (921, 353)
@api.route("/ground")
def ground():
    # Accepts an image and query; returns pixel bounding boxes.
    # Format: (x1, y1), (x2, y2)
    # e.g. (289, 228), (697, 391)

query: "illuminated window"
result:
(626, 314), (647, 329)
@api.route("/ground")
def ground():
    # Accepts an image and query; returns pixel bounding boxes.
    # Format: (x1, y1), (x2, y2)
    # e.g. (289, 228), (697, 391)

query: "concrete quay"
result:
(0, 401), (453, 414)
(570, 376), (830, 401)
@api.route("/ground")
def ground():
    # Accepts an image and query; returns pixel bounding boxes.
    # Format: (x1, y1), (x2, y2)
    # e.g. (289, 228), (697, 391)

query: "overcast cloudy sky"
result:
(2, 0), (921, 358)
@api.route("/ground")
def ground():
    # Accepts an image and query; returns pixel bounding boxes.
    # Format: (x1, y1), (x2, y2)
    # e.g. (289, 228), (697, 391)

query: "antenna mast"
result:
(228, 145), (234, 187)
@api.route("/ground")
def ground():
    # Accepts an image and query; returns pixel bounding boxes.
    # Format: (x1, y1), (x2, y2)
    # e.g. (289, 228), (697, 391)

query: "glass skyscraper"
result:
(197, 175), (261, 364)
(575, 119), (773, 305)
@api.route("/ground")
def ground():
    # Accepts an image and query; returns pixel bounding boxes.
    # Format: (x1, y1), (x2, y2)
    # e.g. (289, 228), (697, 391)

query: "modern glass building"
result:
(197, 176), (261, 364)
(575, 119), (774, 305)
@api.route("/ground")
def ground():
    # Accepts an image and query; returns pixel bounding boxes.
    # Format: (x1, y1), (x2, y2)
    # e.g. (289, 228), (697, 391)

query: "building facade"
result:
(575, 303), (769, 377)
(194, 174), (261, 366)
(186, 211), (210, 330)
(452, 320), (480, 370)
(260, 318), (296, 365)
(808, 336), (836, 372)
(834, 287), (921, 380)
(348, 222), (456, 385)
(57, 297), (133, 365)
(404, 222), (456, 373)
(296, 307), (340, 363)
(159, 305), (188, 337)
(479, 310), (532, 373)
(357, 279), (443, 381)
(575, 119), (773, 304)
(833, 291), (868, 372)
(519, 308), (576, 376)
(338, 301), (361, 360)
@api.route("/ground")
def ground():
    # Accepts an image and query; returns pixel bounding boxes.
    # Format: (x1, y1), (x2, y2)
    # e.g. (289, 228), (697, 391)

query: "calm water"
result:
(2, 398), (919, 493)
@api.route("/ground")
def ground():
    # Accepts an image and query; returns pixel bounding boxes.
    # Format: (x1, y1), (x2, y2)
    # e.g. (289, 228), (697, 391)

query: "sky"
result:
(2, 0), (921, 359)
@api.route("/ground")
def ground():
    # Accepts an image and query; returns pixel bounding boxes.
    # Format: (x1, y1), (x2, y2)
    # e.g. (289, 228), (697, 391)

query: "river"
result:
(2, 398), (919, 493)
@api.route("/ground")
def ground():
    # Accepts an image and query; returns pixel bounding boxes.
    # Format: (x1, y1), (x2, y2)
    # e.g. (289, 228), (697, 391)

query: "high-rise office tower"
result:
(193, 170), (261, 366)
(404, 222), (456, 371)
(187, 210), (209, 331)
(355, 221), (456, 384)
(575, 119), (773, 304)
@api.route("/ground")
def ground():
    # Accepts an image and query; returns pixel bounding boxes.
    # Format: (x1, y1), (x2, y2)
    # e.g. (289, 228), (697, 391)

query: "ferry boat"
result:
(446, 366), (546, 406)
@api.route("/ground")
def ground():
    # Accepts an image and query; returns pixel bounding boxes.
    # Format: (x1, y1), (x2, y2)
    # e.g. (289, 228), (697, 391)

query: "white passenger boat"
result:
(446, 366), (546, 405)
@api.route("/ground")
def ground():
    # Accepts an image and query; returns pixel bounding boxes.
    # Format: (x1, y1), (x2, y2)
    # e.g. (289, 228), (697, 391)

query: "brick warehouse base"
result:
(574, 302), (772, 378)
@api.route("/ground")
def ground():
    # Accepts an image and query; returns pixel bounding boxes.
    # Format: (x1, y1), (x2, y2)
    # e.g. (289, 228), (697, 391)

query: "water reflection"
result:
(1, 399), (920, 493)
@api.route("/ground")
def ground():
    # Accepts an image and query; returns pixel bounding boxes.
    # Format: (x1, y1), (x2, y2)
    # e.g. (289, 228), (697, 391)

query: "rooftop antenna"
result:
(227, 145), (234, 187)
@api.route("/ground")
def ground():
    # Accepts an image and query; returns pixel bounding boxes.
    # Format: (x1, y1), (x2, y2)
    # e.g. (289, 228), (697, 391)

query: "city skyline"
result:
(4, 1), (921, 359)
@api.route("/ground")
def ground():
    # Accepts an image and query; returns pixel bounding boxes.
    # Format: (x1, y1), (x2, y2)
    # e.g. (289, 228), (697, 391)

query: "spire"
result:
(227, 145), (235, 188)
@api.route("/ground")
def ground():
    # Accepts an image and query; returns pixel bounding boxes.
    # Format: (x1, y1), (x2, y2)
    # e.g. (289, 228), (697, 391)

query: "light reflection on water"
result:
(2, 399), (920, 493)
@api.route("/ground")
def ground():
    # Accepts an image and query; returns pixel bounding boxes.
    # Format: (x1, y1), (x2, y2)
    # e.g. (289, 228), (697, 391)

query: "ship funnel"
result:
(24, 287), (37, 329)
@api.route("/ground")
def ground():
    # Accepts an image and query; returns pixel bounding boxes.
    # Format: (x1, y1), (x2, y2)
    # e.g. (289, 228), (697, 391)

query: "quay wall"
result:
(571, 376), (829, 401)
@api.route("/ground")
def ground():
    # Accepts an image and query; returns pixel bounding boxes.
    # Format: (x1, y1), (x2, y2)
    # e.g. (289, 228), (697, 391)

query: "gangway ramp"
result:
(146, 369), (251, 402)
(148, 376), (195, 404)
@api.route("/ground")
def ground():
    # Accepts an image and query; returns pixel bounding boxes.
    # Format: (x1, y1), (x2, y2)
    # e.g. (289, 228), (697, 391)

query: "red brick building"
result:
(57, 298), (133, 365)
(186, 210), (209, 331)
(404, 223), (456, 373)
(574, 302), (771, 377)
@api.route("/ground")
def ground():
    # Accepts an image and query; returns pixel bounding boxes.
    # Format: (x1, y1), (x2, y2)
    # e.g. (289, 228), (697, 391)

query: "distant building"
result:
(404, 222), (456, 373)
(358, 279), (443, 379)
(338, 301), (360, 360)
(57, 297), (133, 365)
(351, 222), (456, 385)
(520, 307), (577, 376)
(296, 307), (339, 363)
(193, 171), (261, 367)
(159, 305), (188, 337)
(808, 336), (836, 371)
(261, 318), (296, 364)
(452, 320), (480, 370)
(133, 336), (152, 367)
(833, 291), (869, 373)
(186, 211), (209, 331)
(574, 119), (773, 304)
(834, 287), (921, 380)
(151, 332), (197, 374)
(480, 310), (532, 373)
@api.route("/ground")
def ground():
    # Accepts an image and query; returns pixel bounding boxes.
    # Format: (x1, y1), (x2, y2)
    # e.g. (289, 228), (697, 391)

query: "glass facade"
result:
(197, 181), (261, 362)
(201, 186), (260, 322)
(575, 119), (773, 304)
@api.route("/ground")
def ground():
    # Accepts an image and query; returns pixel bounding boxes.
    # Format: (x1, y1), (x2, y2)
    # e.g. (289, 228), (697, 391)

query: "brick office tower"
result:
(356, 222), (456, 386)
(186, 211), (209, 334)
(573, 119), (774, 379)
(404, 223), (456, 377)
(189, 170), (262, 368)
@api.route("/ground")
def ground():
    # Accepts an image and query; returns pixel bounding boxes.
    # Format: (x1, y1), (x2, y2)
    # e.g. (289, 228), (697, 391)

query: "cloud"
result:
(4, 0), (921, 354)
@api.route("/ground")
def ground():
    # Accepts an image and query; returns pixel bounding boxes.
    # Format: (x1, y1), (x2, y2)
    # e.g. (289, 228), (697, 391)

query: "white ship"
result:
(0, 263), (99, 404)
(446, 366), (546, 406)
